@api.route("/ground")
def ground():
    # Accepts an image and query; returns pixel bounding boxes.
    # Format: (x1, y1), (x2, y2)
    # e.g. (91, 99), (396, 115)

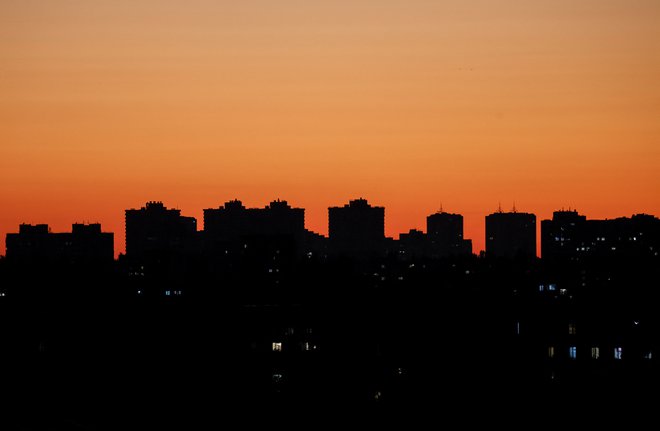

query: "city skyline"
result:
(2, 1), (659, 259)
(3, 198), (657, 259)
(2, 2), (659, 424)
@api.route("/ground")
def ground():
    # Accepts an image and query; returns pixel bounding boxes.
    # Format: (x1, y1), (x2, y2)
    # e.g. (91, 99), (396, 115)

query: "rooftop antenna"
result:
(498, 202), (502, 213)
(512, 202), (517, 213)
(439, 203), (443, 213)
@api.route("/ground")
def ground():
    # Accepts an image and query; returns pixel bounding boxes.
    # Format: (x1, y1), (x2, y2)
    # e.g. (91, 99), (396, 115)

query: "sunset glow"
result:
(2, 0), (659, 256)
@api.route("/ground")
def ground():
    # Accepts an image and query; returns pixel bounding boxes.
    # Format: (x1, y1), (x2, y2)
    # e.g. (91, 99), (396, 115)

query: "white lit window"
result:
(614, 347), (623, 360)
(568, 323), (576, 335)
(272, 342), (282, 352)
(644, 351), (653, 360)
(569, 346), (577, 359)
(548, 346), (555, 358)
(515, 321), (520, 335)
(548, 284), (556, 291)
(539, 284), (545, 292)
(591, 347), (600, 359)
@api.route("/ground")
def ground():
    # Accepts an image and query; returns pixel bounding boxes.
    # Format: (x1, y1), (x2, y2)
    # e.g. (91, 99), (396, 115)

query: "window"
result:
(568, 323), (577, 335)
(569, 346), (577, 359)
(548, 346), (555, 358)
(591, 347), (600, 359)
(272, 342), (282, 352)
(515, 321), (520, 335)
(644, 351), (653, 360)
(614, 347), (622, 360)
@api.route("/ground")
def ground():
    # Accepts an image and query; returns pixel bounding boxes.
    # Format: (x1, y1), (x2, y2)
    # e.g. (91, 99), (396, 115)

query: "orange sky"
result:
(1, 0), (659, 257)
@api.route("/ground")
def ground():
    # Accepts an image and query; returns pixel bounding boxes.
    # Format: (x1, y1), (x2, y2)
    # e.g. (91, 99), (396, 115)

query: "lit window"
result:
(272, 373), (283, 383)
(591, 347), (600, 359)
(548, 346), (555, 358)
(539, 284), (545, 292)
(569, 346), (577, 359)
(515, 321), (520, 335)
(568, 323), (576, 335)
(614, 347), (623, 360)
(272, 342), (282, 352)
(548, 284), (556, 291)
(644, 352), (652, 360)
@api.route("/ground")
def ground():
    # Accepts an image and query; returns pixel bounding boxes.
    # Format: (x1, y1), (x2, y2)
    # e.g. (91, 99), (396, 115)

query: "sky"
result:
(1, 0), (659, 257)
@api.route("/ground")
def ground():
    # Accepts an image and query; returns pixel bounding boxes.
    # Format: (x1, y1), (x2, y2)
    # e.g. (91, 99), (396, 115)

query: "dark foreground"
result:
(1, 255), (660, 428)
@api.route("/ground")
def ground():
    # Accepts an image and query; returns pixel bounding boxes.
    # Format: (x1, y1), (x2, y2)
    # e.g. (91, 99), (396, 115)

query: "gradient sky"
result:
(1, 0), (659, 256)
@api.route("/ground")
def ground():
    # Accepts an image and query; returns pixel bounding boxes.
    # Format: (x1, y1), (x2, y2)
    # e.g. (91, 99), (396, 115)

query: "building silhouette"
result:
(328, 198), (385, 257)
(398, 229), (428, 260)
(203, 199), (307, 265)
(204, 199), (304, 243)
(427, 211), (472, 257)
(485, 209), (536, 258)
(542, 210), (660, 261)
(5, 223), (113, 264)
(125, 201), (197, 261)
